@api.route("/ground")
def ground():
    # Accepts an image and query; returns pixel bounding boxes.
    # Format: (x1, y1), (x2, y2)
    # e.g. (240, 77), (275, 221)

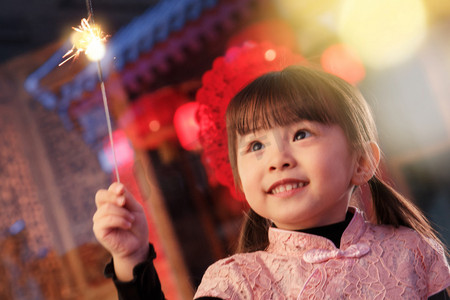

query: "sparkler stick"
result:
(98, 66), (121, 183)
(60, 0), (120, 182)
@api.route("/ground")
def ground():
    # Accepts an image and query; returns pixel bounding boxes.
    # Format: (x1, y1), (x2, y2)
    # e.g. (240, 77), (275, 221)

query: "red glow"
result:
(228, 19), (297, 50)
(321, 44), (365, 84)
(174, 102), (201, 151)
(99, 130), (134, 173)
(119, 87), (188, 149)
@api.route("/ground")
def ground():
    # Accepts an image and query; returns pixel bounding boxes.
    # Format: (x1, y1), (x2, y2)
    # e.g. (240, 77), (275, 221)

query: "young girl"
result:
(93, 65), (450, 299)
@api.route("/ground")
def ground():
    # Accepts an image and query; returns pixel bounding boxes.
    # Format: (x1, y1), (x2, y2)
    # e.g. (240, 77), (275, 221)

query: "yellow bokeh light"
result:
(275, 0), (340, 26)
(337, 0), (428, 69)
(274, 0), (341, 53)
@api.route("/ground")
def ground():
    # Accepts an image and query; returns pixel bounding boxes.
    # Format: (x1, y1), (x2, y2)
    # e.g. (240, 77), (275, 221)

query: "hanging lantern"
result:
(196, 42), (304, 199)
(174, 102), (201, 151)
(119, 87), (188, 149)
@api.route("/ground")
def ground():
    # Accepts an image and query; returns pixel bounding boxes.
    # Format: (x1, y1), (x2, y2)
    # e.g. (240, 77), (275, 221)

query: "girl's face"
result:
(236, 120), (361, 230)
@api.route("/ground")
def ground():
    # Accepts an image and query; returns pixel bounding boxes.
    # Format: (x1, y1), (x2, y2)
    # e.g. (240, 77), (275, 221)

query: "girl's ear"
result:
(352, 142), (380, 186)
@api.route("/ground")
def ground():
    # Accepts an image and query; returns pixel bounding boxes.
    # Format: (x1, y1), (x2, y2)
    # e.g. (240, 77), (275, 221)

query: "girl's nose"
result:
(268, 145), (297, 171)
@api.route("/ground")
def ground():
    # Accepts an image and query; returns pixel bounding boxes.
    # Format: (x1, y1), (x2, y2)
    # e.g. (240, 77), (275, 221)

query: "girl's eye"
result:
(249, 141), (264, 152)
(294, 130), (311, 141)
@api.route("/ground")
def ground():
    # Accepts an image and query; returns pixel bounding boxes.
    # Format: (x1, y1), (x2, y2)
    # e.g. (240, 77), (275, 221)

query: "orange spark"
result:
(59, 17), (107, 66)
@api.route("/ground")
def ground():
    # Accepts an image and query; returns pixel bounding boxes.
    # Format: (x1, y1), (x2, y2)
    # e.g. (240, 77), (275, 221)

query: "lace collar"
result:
(266, 207), (368, 257)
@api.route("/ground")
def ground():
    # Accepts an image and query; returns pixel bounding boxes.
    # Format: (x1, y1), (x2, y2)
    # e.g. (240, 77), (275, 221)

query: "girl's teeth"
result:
(272, 183), (303, 194)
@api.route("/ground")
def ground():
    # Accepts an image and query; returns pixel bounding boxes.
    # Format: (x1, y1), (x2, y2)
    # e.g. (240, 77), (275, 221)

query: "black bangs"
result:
(228, 68), (340, 136)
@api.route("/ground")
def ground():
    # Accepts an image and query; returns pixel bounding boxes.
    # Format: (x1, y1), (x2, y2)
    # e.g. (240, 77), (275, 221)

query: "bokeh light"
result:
(149, 120), (161, 132)
(174, 102), (201, 151)
(273, 0), (341, 53)
(337, 0), (428, 69)
(264, 49), (277, 61)
(321, 43), (365, 84)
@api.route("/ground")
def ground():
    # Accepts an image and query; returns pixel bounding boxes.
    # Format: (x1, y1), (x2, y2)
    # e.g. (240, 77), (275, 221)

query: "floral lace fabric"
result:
(195, 208), (450, 299)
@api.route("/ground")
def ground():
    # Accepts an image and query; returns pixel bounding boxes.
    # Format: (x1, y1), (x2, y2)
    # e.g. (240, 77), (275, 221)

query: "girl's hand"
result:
(93, 182), (149, 281)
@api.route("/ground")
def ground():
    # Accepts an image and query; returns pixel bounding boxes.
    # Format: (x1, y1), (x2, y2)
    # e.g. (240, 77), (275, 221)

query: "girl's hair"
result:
(226, 65), (442, 253)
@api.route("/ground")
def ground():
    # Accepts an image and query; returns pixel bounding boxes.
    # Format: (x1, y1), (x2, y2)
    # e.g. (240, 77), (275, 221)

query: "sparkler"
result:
(60, 6), (120, 182)
(58, 17), (107, 67)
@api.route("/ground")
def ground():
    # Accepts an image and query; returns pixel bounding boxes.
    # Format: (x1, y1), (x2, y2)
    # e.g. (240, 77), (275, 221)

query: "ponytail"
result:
(368, 175), (443, 245)
(236, 209), (271, 253)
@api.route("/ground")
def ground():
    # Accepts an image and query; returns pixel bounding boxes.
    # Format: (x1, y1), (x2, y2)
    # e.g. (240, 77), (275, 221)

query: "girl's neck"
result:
(298, 211), (354, 247)
(273, 211), (354, 248)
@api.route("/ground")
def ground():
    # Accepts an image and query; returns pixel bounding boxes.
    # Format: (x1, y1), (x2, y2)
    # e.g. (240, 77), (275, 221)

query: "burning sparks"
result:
(59, 17), (107, 66)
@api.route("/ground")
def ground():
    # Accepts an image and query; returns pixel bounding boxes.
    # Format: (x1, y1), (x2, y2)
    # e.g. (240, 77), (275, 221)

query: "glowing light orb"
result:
(337, 0), (427, 69)
(264, 49), (277, 61)
(149, 120), (161, 132)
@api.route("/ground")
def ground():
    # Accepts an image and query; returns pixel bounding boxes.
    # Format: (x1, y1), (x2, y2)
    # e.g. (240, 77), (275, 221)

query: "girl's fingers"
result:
(93, 215), (133, 239)
(122, 191), (143, 212)
(93, 207), (134, 237)
(108, 182), (125, 196)
(93, 203), (135, 224)
(95, 188), (126, 207)
(108, 183), (144, 213)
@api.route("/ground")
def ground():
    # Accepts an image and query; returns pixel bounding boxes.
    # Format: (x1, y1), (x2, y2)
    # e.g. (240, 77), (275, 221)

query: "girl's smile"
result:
(237, 120), (361, 231)
(267, 179), (309, 196)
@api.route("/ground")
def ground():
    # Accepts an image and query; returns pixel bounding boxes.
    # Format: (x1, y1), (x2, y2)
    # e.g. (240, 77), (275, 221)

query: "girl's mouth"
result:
(268, 180), (309, 195)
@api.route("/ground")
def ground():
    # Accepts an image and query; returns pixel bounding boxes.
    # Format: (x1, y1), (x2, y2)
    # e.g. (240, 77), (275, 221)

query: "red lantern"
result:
(174, 102), (201, 151)
(119, 87), (188, 149)
(195, 42), (304, 199)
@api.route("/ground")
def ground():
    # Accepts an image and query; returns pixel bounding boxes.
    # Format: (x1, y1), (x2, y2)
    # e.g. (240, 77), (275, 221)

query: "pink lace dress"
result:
(195, 208), (450, 299)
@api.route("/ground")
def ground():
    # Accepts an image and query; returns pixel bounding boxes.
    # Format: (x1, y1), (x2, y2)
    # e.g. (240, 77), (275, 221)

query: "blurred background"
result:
(0, 0), (449, 299)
